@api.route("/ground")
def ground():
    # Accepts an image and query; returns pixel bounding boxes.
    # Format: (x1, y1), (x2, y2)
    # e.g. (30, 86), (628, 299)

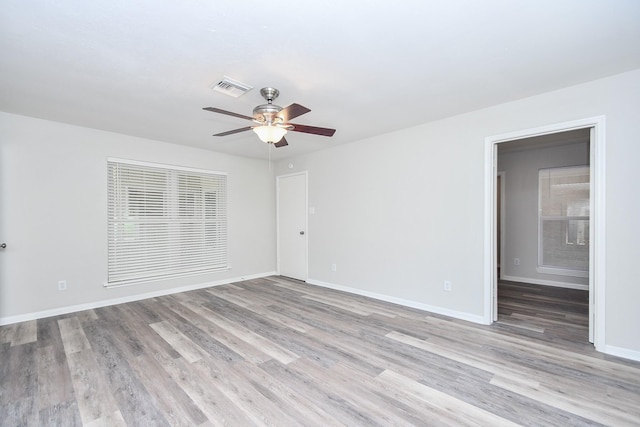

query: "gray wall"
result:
(498, 140), (590, 288)
(2, 68), (639, 358)
(275, 69), (640, 357)
(0, 112), (276, 321)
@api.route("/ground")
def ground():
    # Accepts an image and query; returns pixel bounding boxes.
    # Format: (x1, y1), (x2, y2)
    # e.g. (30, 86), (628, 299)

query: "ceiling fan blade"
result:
(290, 124), (336, 137)
(213, 126), (253, 136)
(203, 107), (254, 121)
(274, 137), (288, 148)
(278, 103), (311, 122)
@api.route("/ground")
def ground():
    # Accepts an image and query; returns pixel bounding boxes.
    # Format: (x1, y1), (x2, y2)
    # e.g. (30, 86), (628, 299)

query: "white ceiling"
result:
(1, 1), (639, 161)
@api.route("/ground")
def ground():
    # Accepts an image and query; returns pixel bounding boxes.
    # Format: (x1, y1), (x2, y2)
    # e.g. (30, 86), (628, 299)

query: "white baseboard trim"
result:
(306, 279), (487, 325)
(501, 274), (588, 291)
(0, 271), (277, 326)
(603, 345), (640, 362)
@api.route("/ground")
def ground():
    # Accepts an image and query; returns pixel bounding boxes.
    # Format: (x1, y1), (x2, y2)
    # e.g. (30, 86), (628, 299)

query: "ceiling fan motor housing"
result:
(253, 87), (283, 124)
(253, 103), (283, 124)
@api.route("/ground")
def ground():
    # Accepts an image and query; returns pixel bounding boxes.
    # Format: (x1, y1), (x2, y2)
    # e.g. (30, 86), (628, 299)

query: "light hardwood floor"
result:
(1, 276), (639, 426)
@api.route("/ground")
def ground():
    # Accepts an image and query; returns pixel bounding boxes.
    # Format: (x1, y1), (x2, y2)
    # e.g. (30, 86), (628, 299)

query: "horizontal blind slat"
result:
(107, 160), (227, 285)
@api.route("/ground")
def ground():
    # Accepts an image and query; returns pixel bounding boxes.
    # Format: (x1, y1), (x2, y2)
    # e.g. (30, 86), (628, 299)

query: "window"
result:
(107, 159), (227, 286)
(537, 165), (589, 277)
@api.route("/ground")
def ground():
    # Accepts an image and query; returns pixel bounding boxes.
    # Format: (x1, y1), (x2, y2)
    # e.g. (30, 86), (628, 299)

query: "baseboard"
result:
(8, 273), (637, 362)
(306, 279), (487, 325)
(501, 274), (589, 291)
(0, 271), (277, 326)
(603, 345), (640, 362)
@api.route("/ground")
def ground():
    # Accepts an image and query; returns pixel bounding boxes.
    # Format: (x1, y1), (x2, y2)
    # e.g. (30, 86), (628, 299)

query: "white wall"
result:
(0, 112), (276, 322)
(275, 69), (640, 357)
(498, 141), (590, 288)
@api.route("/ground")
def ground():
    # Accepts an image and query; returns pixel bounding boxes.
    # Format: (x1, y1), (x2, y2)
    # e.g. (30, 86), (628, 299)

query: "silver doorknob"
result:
(299, 231), (305, 235)
(0, 243), (6, 249)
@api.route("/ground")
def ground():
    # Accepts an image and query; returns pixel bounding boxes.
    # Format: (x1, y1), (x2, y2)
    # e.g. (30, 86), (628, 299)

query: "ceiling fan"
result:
(203, 87), (336, 147)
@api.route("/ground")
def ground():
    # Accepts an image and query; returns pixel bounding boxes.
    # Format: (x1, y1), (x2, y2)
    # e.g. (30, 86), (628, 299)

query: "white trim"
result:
(590, 122), (606, 348)
(307, 279), (487, 325)
(484, 116), (606, 351)
(276, 171), (309, 281)
(483, 133), (497, 325)
(484, 117), (604, 144)
(603, 345), (640, 363)
(0, 271), (276, 326)
(107, 157), (227, 176)
(495, 171), (506, 322)
(501, 274), (589, 291)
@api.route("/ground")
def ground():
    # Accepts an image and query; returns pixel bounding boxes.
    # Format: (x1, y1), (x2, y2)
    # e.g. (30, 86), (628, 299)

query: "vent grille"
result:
(211, 76), (253, 97)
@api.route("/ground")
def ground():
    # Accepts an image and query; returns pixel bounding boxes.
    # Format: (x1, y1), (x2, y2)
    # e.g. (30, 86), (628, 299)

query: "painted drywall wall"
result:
(0, 112), (276, 321)
(498, 141), (590, 288)
(275, 68), (640, 356)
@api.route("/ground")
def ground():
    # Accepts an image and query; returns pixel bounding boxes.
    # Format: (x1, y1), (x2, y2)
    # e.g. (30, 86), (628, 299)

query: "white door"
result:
(0, 164), (6, 304)
(277, 172), (307, 281)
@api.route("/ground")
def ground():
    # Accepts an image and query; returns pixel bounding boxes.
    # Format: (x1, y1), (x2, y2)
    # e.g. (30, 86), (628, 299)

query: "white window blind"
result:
(107, 159), (227, 286)
(538, 165), (589, 277)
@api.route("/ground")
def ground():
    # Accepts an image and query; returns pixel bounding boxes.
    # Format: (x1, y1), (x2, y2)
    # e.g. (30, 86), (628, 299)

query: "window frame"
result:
(107, 158), (228, 287)
(536, 165), (589, 278)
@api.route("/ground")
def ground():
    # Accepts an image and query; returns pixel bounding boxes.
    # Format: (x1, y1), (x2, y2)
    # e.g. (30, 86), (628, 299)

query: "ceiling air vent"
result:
(211, 76), (253, 98)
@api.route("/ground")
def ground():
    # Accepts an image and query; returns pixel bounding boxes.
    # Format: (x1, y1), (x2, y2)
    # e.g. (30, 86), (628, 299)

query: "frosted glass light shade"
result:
(253, 125), (287, 143)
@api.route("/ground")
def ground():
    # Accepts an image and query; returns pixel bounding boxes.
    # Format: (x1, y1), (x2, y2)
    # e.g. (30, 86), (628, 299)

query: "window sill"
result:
(536, 266), (588, 278)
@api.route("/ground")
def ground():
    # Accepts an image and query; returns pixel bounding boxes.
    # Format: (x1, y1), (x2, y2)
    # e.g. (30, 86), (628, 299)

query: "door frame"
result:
(483, 116), (606, 350)
(494, 171), (506, 322)
(276, 171), (309, 281)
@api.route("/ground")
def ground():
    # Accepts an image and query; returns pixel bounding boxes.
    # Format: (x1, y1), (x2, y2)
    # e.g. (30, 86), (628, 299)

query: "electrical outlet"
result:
(331, 263), (337, 272)
(58, 280), (67, 291)
(514, 258), (520, 266)
(444, 280), (452, 291)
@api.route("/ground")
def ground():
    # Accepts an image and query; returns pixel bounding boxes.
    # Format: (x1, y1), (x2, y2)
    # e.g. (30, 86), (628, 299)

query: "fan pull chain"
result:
(268, 142), (272, 172)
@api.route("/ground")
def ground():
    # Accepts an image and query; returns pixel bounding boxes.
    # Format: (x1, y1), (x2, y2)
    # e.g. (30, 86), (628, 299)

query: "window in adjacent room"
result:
(107, 159), (227, 286)
(537, 165), (589, 277)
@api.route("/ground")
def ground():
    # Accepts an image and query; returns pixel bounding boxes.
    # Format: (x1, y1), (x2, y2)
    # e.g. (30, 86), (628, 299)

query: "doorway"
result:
(276, 171), (308, 281)
(496, 132), (590, 344)
(484, 116), (606, 351)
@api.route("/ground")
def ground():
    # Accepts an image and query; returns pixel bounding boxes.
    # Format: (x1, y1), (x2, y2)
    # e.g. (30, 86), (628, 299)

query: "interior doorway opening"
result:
(496, 130), (591, 345)
(484, 116), (606, 352)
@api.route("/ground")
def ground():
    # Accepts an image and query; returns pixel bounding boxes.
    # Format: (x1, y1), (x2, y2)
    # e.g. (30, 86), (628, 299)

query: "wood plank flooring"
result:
(497, 280), (590, 351)
(1, 276), (639, 426)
